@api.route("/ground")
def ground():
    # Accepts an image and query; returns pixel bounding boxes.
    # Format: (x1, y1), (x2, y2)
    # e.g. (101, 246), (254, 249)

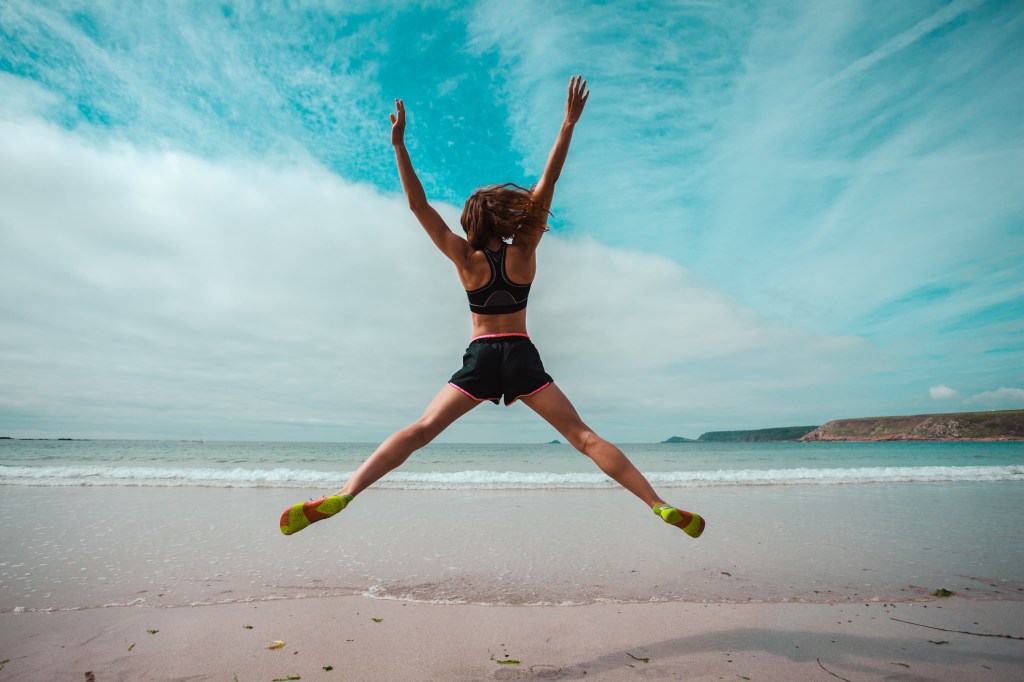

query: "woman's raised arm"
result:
(531, 75), (589, 216)
(390, 99), (472, 267)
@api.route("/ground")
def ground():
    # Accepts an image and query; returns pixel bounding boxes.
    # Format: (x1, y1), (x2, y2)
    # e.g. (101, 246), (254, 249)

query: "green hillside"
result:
(697, 426), (819, 442)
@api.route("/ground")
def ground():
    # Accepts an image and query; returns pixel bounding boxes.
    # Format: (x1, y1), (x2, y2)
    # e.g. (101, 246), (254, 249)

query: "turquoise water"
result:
(1, 440), (1022, 610)
(1, 439), (1022, 488)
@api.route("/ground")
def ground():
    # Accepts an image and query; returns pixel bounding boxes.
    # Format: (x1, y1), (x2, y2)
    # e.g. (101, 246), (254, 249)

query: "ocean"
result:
(2, 439), (1021, 488)
(2, 439), (1022, 611)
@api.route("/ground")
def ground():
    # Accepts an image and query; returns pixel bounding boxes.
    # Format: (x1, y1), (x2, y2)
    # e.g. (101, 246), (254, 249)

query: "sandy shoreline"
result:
(5, 484), (1022, 612)
(2, 596), (1022, 681)
(3, 474), (1022, 678)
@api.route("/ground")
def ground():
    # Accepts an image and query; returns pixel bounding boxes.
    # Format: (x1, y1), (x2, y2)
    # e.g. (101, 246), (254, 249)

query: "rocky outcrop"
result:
(800, 410), (1024, 442)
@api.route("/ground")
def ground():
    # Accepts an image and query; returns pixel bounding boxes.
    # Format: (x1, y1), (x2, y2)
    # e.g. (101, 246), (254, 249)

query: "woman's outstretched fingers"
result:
(566, 75), (589, 123)
(390, 98), (406, 144)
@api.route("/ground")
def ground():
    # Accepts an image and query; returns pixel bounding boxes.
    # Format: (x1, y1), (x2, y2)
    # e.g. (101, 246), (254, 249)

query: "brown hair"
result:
(460, 183), (550, 250)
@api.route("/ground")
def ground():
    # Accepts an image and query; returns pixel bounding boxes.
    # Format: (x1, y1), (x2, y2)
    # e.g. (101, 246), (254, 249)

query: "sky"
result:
(1, 0), (1022, 443)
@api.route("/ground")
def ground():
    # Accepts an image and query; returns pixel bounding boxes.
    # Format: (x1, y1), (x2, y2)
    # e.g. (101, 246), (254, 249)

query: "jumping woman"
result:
(280, 76), (705, 540)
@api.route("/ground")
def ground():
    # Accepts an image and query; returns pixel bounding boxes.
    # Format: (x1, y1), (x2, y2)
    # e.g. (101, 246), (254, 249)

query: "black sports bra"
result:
(466, 243), (531, 315)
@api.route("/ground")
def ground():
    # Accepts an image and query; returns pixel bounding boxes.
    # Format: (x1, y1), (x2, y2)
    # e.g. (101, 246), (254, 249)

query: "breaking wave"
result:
(1, 464), (1021, 489)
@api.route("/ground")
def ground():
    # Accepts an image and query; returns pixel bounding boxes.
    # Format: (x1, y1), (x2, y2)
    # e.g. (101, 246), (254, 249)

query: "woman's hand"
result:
(564, 75), (589, 126)
(389, 98), (406, 146)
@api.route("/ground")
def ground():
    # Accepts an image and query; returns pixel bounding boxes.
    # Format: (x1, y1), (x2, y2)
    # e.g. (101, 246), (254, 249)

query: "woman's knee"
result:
(404, 418), (441, 450)
(568, 428), (599, 454)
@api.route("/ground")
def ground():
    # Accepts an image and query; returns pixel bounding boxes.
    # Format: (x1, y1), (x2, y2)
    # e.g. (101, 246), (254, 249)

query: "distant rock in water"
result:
(661, 436), (696, 443)
(801, 410), (1024, 441)
(546, 439), (561, 444)
(698, 426), (818, 442)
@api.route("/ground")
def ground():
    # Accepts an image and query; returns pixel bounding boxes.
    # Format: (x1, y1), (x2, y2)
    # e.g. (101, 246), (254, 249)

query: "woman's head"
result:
(460, 183), (549, 249)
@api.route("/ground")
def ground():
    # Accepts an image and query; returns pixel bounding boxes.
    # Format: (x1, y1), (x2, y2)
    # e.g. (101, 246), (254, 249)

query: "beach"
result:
(2, 485), (1023, 680)
(1, 441), (1022, 679)
(3, 594), (1023, 680)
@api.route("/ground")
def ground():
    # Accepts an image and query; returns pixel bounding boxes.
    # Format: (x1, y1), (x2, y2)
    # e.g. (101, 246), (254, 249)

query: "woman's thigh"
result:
(519, 383), (590, 441)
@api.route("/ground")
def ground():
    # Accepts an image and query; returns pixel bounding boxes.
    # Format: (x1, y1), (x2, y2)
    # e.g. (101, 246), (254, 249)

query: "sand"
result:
(3, 482), (1023, 679)
(1, 596), (1022, 681)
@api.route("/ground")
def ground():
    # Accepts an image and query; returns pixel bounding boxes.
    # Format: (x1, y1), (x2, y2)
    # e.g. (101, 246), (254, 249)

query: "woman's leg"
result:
(337, 385), (481, 497)
(520, 383), (704, 536)
(281, 385), (479, 535)
(520, 383), (662, 505)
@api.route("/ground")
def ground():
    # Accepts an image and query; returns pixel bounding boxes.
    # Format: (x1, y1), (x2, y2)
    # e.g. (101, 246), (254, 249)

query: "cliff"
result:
(800, 410), (1024, 442)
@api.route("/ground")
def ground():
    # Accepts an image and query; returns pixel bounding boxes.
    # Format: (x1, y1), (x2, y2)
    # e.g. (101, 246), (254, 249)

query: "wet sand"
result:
(3, 484), (1022, 610)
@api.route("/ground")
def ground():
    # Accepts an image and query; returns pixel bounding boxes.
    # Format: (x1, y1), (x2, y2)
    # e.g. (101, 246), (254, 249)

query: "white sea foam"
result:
(1, 464), (1021, 489)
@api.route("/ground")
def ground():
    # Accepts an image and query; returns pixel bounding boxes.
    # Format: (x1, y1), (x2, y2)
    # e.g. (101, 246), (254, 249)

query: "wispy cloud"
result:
(964, 387), (1024, 407)
(0, 1), (390, 176)
(692, 0), (1023, 333)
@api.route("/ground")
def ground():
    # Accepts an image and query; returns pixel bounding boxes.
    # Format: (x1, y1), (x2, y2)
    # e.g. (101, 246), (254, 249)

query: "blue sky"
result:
(1, 0), (1021, 442)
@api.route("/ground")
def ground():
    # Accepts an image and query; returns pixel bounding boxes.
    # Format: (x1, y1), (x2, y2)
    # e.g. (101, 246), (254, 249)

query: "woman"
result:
(280, 76), (704, 539)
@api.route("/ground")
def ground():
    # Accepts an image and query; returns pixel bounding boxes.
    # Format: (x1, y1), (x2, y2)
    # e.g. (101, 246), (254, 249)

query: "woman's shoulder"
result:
(502, 240), (537, 283)
(505, 236), (539, 261)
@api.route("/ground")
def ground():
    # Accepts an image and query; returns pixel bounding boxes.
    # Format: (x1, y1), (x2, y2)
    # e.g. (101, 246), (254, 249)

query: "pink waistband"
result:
(471, 332), (531, 342)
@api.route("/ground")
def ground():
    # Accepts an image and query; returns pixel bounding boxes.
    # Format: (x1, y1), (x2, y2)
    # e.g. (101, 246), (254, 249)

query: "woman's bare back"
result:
(462, 237), (535, 337)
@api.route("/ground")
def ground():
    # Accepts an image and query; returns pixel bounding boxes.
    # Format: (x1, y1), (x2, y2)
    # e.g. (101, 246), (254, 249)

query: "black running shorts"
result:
(448, 334), (553, 406)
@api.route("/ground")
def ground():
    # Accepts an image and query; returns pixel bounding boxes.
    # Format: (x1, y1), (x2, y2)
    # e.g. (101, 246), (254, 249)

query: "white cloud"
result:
(929, 385), (959, 400)
(964, 387), (1024, 406)
(0, 116), (874, 440)
(0, 72), (62, 119)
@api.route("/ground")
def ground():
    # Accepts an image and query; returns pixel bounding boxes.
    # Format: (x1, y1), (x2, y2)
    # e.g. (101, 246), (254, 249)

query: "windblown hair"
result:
(460, 183), (550, 250)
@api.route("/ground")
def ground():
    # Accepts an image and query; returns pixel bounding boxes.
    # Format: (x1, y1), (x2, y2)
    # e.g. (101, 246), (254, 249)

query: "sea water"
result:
(1, 439), (1022, 611)
(2, 439), (1021, 488)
